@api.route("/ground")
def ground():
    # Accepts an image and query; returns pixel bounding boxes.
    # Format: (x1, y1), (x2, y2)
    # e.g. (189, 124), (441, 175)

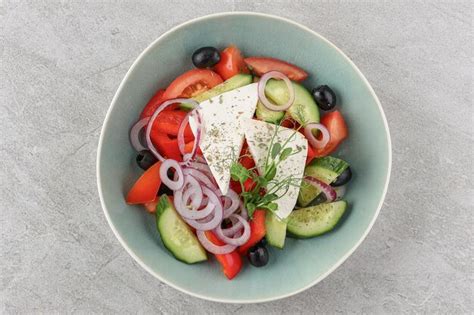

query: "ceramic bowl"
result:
(97, 12), (391, 303)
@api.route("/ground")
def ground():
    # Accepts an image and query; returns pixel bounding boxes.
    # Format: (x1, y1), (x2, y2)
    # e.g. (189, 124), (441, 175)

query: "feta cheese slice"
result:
(243, 119), (308, 219)
(189, 83), (259, 195)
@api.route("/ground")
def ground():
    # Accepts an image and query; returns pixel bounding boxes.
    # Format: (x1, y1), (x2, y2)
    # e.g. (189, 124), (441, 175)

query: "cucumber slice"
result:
(287, 201), (347, 238)
(264, 79), (320, 125)
(265, 212), (287, 249)
(156, 195), (207, 264)
(181, 74), (253, 110)
(256, 101), (285, 123)
(298, 156), (349, 207)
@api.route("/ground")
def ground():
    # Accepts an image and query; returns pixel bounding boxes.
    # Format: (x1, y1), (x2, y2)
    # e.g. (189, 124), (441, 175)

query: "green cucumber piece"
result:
(265, 212), (287, 249)
(156, 195), (207, 264)
(264, 79), (320, 125)
(256, 101), (285, 123)
(298, 156), (350, 207)
(287, 201), (347, 238)
(181, 74), (253, 110)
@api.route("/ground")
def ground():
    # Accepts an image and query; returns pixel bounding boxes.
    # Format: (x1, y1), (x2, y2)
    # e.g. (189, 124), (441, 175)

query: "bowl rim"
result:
(96, 11), (392, 304)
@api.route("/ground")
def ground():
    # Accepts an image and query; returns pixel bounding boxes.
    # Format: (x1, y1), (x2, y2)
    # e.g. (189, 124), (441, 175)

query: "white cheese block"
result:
(243, 119), (308, 219)
(189, 83), (259, 195)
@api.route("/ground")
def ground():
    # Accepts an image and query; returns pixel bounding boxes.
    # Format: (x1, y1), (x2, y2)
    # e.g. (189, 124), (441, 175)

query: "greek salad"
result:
(126, 45), (352, 279)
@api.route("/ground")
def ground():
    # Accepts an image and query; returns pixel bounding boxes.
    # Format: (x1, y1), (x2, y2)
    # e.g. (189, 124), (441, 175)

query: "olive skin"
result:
(247, 243), (269, 267)
(192, 47), (221, 68)
(136, 150), (158, 171)
(331, 167), (352, 187)
(312, 85), (337, 111)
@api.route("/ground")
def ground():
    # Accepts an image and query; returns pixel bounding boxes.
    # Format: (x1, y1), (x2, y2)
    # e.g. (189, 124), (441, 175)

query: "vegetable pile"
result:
(125, 45), (353, 279)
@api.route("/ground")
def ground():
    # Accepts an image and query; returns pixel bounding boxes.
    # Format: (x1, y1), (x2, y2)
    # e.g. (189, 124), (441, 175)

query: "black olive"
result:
(331, 167), (352, 187)
(192, 47), (221, 68)
(312, 85), (337, 111)
(158, 184), (173, 196)
(136, 150), (157, 170)
(247, 244), (269, 267)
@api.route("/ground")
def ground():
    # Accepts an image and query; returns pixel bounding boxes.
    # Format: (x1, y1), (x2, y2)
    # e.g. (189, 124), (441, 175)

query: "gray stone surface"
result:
(1, 0), (472, 313)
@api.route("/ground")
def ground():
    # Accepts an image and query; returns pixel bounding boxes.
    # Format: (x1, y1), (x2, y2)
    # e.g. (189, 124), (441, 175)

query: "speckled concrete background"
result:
(1, 0), (472, 313)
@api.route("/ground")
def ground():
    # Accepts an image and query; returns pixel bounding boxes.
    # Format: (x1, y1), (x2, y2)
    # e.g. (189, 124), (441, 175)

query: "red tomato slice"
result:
(244, 57), (308, 82)
(238, 209), (266, 254)
(204, 231), (243, 280)
(214, 45), (250, 80)
(313, 111), (348, 157)
(144, 198), (159, 213)
(306, 145), (316, 165)
(126, 162), (162, 204)
(140, 89), (167, 119)
(162, 69), (223, 99)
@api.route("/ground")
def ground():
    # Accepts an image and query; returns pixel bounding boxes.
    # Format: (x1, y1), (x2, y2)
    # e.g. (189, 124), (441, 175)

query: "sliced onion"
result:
(304, 123), (330, 149)
(196, 230), (236, 255)
(222, 189), (240, 218)
(304, 176), (336, 202)
(220, 216), (243, 237)
(182, 168), (216, 189)
(258, 71), (295, 111)
(160, 159), (184, 190)
(129, 118), (149, 152)
(215, 214), (250, 246)
(184, 186), (223, 231)
(178, 109), (201, 162)
(145, 98), (198, 161)
(240, 203), (248, 220)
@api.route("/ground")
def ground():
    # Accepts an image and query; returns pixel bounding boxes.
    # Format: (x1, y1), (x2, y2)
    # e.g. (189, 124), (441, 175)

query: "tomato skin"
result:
(139, 89), (167, 119)
(214, 46), (249, 80)
(162, 69), (223, 99)
(312, 111), (348, 157)
(306, 145), (316, 165)
(151, 110), (193, 140)
(238, 210), (266, 254)
(205, 231), (243, 280)
(126, 162), (162, 204)
(244, 57), (308, 81)
(144, 198), (159, 213)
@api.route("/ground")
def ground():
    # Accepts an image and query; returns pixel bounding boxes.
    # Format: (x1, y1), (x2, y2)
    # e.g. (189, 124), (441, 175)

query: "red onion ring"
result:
(145, 98), (198, 161)
(196, 230), (236, 255)
(214, 214), (250, 246)
(184, 186), (223, 231)
(178, 110), (202, 163)
(240, 203), (249, 220)
(129, 117), (149, 152)
(160, 159), (184, 191)
(182, 168), (217, 190)
(304, 123), (330, 149)
(304, 176), (336, 202)
(222, 189), (240, 218)
(258, 71), (295, 111)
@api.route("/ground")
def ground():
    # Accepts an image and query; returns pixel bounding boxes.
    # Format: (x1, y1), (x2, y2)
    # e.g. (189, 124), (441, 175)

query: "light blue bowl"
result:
(97, 12), (391, 303)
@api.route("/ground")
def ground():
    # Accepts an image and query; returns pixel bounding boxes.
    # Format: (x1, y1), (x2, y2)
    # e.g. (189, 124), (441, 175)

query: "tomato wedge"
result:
(238, 209), (266, 254)
(306, 145), (317, 165)
(313, 111), (348, 157)
(144, 198), (159, 213)
(162, 69), (223, 99)
(140, 89), (167, 119)
(244, 57), (308, 82)
(205, 231), (242, 280)
(214, 45), (249, 80)
(126, 161), (162, 204)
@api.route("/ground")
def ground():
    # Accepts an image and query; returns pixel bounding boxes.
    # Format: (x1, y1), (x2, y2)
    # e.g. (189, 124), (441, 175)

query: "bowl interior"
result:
(97, 13), (390, 303)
